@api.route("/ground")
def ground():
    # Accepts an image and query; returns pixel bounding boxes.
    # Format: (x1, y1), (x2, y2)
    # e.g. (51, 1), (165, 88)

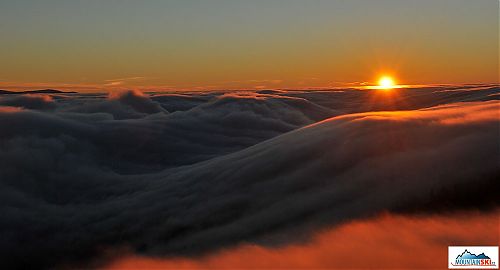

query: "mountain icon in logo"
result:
(456, 250), (491, 260)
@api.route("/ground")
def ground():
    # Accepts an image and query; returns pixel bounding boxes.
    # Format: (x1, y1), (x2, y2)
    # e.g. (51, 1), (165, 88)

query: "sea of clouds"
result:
(0, 85), (498, 269)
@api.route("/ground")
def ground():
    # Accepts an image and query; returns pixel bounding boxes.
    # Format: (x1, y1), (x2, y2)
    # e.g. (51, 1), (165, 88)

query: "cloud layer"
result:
(0, 85), (498, 269)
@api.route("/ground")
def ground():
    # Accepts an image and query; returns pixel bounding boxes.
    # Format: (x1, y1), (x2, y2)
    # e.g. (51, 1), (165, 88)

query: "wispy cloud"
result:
(103, 76), (149, 87)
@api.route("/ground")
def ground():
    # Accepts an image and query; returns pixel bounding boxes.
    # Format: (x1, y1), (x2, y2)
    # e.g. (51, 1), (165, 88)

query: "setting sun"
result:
(378, 76), (396, 89)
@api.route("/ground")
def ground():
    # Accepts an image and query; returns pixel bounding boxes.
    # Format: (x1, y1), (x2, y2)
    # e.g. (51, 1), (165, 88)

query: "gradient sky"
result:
(0, 0), (498, 91)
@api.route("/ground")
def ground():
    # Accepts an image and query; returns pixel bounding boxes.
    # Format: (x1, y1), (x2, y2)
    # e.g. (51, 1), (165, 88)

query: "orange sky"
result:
(0, 0), (498, 92)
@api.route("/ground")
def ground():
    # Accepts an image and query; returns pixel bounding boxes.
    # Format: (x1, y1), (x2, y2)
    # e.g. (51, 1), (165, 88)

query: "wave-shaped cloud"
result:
(0, 87), (498, 269)
(63, 90), (168, 119)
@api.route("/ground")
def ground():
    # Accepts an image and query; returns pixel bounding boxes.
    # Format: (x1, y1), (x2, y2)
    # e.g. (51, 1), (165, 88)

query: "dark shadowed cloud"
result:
(0, 94), (56, 110)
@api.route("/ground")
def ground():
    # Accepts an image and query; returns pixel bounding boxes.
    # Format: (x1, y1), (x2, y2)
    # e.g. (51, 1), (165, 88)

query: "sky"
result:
(0, 0), (498, 91)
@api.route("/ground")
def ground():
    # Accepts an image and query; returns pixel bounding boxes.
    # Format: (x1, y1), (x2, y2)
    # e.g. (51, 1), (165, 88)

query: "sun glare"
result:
(378, 76), (396, 89)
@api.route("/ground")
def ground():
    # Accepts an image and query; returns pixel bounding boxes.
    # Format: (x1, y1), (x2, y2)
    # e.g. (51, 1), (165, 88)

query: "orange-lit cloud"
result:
(0, 106), (23, 113)
(104, 77), (149, 87)
(105, 211), (499, 269)
(337, 100), (500, 124)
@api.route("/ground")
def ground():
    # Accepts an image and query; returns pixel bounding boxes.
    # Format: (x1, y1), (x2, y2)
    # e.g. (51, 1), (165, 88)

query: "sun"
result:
(378, 76), (396, 89)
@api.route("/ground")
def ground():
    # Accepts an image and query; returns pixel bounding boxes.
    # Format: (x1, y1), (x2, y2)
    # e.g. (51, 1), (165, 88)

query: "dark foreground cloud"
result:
(0, 86), (499, 269)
